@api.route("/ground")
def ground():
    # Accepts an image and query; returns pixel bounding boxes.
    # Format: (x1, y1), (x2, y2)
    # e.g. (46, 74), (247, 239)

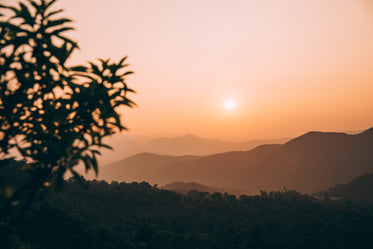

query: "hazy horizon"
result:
(105, 126), (368, 143)
(6, 0), (369, 140)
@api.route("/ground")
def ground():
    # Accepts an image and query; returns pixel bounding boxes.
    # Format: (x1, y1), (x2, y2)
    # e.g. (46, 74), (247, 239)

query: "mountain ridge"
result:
(98, 133), (290, 164)
(318, 173), (373, 201)
(98, 127), (373, 194)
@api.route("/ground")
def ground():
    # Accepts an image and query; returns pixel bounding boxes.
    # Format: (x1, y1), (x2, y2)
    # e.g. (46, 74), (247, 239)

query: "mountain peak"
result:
(284, 130), (348, 148)
(359, 127), (373, 136)
(181, 133), (199, 139)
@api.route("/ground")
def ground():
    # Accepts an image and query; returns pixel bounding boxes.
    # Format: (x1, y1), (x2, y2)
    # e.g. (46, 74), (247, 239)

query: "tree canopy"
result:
(0, 0), (134, 244)
(0, 0), (134, 180)
(5, 174), (373, 249)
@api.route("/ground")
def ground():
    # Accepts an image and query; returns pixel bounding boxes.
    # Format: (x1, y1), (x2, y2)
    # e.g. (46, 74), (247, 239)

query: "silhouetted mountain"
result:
(162, 181), (248, 196)
(98, 128), (373, 193)
(162, 181), (219, 194)
(98, 135), (149, 164)
(318, 173), (373, 201)
(97, 133), (290, 164)
(99, 153), (201, 183)
(145, 134), (289, 156)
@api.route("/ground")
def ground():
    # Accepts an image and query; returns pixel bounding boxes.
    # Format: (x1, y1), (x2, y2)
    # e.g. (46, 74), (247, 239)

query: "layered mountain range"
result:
(98, 128), (373, 193)
(98, 134), (289, 164)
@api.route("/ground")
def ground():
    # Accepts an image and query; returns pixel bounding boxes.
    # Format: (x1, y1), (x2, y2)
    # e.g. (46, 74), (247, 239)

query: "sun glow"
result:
(223, 99), (236, 111)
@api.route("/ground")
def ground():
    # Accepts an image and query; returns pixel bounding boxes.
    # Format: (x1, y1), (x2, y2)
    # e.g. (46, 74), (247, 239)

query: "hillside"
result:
(162, 181), (248, 196)
(162, 181), (220, 194)
(98, 153), (201, 183)
(10, 179), (373, 249)
(98, 128), (373, 193)
(145, 134), (290, 156)
(319, 173), (373, 201)
(97, 134), (290, 164)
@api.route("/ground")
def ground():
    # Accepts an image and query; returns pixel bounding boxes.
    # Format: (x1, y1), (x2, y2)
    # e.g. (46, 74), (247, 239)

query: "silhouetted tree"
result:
(0, 0), (134, 245)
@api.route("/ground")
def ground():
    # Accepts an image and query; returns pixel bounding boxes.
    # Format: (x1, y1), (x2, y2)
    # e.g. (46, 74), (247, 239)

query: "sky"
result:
(12, 0), (373, 140)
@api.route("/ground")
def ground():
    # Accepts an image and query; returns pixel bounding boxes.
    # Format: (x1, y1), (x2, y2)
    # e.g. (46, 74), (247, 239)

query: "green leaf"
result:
(122, 71), (134, 76)
(49, 26), (75, 35)
(70, 66), (87, 72)
(45, 0), (58, 10)
(19, 2), (34, 26)
(45, 8), (64, 18)
(28, 0), (40, 12)
(90, 153), (98, 175)
(45, 18), (72, 29)
(98, 144), (113, 150)
(89, 62), (101, 75)
(118, 56), (128, 66)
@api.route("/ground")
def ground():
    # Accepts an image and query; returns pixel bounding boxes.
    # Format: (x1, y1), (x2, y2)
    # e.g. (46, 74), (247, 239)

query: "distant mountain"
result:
(161, 181), (248, 196)
(162, 181), (220, 194)
(97, 134), (290, 164)
(98, 128), (373, 194)
(98, 135), (150, 165)
(318, 173), (373, 201)
(145, 134), (289, 156)
(99, 153), (201, 183)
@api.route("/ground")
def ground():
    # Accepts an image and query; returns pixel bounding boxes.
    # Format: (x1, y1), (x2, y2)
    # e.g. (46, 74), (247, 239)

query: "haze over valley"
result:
(98, 127), (373, 194)
(99, 134), (290, 164)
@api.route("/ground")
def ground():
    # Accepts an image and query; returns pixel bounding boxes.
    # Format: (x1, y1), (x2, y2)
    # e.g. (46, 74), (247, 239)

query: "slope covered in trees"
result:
(319, 173), (373, 201)
(7, 178), (373, 249)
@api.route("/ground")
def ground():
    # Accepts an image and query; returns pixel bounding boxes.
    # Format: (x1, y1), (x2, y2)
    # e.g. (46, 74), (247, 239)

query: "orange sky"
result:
(10, 0), (373, 140)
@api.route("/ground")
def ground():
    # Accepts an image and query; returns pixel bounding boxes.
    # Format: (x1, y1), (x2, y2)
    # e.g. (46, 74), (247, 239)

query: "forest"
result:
(2, 160), (373, 249)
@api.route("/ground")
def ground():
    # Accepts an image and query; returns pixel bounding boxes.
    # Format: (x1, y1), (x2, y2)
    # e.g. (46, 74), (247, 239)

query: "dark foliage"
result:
(318, 173), (373, 202)
(0, 0), (134, 183)
(6, 176), (373, 249)
(0, 0), (134, 245)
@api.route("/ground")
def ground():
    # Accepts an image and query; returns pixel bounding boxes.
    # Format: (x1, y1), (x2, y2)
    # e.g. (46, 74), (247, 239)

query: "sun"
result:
(223, 99), (236, 110)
